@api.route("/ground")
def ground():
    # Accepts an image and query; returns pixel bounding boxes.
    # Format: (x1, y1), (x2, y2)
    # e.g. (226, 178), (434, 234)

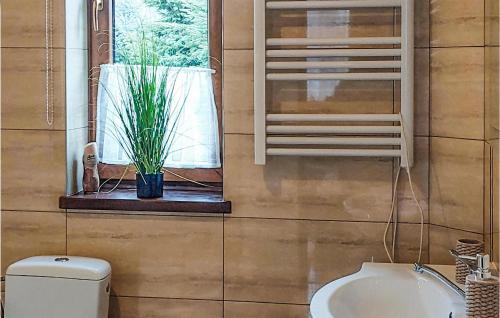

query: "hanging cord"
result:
(162, 168), (217, 188)
(384, 113), (425, 264)
(96, 164), (132, 197)
(45, 0), (54, 126)
(384, 164), (402, 263)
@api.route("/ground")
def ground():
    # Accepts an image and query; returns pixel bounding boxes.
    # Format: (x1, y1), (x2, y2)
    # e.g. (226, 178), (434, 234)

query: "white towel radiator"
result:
(254, 0), (414, 167)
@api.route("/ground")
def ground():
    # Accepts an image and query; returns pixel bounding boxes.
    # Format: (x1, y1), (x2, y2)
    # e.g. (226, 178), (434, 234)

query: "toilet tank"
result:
(4, 256), (111, 318)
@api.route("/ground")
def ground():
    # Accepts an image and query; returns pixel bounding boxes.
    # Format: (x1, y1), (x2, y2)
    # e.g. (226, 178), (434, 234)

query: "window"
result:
(88, 0), (222, 182)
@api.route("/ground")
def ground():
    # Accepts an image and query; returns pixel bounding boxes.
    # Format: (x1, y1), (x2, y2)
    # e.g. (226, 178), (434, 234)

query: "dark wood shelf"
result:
(59, 183), (231, 214)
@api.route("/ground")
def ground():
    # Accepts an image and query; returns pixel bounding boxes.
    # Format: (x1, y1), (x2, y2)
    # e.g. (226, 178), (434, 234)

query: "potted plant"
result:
(107, 37), (186, 198)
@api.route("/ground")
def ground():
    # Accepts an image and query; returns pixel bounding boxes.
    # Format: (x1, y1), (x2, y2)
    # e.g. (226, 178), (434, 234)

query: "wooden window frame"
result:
(87, 0), (223, 183)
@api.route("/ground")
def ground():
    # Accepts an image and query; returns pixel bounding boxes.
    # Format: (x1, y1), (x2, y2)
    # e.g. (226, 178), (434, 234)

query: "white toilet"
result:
(4, 256), (111, 318)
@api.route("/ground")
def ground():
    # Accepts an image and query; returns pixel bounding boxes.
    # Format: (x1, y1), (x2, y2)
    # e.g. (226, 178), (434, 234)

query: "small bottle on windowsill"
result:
(83, 142), (100, 193)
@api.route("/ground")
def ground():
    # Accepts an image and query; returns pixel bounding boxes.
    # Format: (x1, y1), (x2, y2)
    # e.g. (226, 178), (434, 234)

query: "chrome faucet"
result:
(413, 263), (465, 298)
(449, 249), (492, 280)
(414, 251), (493, 299)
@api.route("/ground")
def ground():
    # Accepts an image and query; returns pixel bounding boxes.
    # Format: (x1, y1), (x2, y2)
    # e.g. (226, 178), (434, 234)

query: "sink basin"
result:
(310, 263), (465, 318)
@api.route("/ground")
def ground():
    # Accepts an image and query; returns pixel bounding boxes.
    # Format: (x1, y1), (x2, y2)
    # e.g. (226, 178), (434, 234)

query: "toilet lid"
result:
(6, 256), (111, 281)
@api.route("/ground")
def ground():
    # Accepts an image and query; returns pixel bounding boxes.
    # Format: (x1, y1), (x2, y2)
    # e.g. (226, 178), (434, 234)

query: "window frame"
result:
(87, 0), (223, 183)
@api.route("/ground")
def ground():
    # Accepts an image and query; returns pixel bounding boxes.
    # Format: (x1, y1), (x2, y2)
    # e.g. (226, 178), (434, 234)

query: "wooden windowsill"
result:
(59, 182), (231, 214)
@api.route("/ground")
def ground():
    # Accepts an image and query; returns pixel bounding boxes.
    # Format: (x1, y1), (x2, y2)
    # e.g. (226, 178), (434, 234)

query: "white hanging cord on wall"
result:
(383, 113), (425, 264)
(45, 0), (54, 126)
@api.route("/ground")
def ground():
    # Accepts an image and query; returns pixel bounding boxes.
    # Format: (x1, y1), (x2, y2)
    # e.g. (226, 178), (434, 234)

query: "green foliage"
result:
(107, 36), (187, 175)
(114, 0), (209, 67)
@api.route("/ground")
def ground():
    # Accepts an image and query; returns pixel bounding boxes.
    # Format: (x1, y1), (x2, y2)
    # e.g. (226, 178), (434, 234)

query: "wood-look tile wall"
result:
(428, 0), (496, 266)
(0, 1), (494, 317)
(484, 0), (500, 269)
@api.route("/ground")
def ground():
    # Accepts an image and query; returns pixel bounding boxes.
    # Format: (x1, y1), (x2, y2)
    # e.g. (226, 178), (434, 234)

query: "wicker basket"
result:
(456, 239), (484, 284)
(465, 275), (499, 318)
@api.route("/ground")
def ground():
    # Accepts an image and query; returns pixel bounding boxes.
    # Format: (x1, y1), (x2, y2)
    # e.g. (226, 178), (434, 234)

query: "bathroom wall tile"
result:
(66, 49), (89, 130)
(395, 49), (430, 136)
(430, 47), (484, 140)
(487, 140), (500, 266)
(223, 50), (254, 135)
(430, 138), (484, 233)
(1, 0), (65, 48)
(224, 301), (309, 318)
(223, 53), (395, 135)
(224, 218), (389, 304)
(66, 128), (88, 195)
(415, 0), (430, 48)
(1, 211), (66, 275)
(65, 0), (87, 50)
(1, 130), (66, 212)
(430, 0), (485, 47)
(485, 0), (499, 46)
(224, 0), (253, 49)
(1, 48), (66, 130)
(493, 140), (499, 235)
(109, 297), (222, 318)
(268, 78), (393, 118)
(429, 225), (483, 265)
(394, 223), (429, 264)
(396, 137), (429, 224)
(484, 142), (492, 236)
(266, 8), (394, 41)
(67, 214), (223, 300)
(224, 134), (393, 221)
(485, 46), (499, 142)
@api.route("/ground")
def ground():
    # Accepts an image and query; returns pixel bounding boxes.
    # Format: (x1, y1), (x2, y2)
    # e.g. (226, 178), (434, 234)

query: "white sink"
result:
(310, 263), (465, 318)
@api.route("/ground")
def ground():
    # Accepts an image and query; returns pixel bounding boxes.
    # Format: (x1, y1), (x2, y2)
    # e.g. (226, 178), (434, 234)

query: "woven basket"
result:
(456, 239), (484, 284)
(465, 275), (499, 318)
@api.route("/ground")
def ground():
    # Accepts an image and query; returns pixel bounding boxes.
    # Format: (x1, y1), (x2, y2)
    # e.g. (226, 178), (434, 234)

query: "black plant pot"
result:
(136, 173), (164, 198)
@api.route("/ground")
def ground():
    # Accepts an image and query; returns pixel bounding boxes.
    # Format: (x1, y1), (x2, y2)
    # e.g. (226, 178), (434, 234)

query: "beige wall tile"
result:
(224, 218), (389, 304)
(224, 301), (309, 318)
(395, 49), (430, 136)
(397, 137), (429, 223)
(430, 47), (484, 139)
(485, 46), (499, 142)
(487, 140), (500, 267)
(429, 225), (483, 265)
(1, 130), (66, 212)
(109, 297), (222, 318)
(267, 8), (394, 40)
(430, 0), (485, 47)
(67, 214), (223, 300)
(224, 134), (393, 221)
(66, 128), (88, 195)
(1, 211), (66, 275)
(394, 223), (429, 264)
(430, 138), (484, 233)
(484, 142), (492, 236)
(1, 0), (65, 48)
(66, 48), (89, 130)
(415, 0), (430, 48)
(268, 78), (393, 116)
(493, 140), (499, 235)
(2, 48), (66, 130)
(224, 0), (253, 49)
(223, 53), (395, 135)
(223, 50), (254, 135)
(486, 0), (499, 46)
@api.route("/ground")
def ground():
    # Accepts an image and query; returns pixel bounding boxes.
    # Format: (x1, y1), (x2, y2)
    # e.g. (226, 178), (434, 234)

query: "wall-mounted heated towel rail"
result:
(254, 0), (414, 167)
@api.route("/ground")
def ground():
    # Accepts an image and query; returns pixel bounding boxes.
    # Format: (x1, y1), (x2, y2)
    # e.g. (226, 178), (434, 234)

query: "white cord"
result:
(45, 0), (54, 126)
(384, 165), (401, 263)
(383, 113), (425, 264)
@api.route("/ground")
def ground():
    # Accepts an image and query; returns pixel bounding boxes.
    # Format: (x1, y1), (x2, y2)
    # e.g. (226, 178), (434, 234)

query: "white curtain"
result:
(96, 64), (221, 168)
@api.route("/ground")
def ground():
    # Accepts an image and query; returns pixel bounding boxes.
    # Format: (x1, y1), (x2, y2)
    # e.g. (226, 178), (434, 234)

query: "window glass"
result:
(113, 0), (209, 67)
